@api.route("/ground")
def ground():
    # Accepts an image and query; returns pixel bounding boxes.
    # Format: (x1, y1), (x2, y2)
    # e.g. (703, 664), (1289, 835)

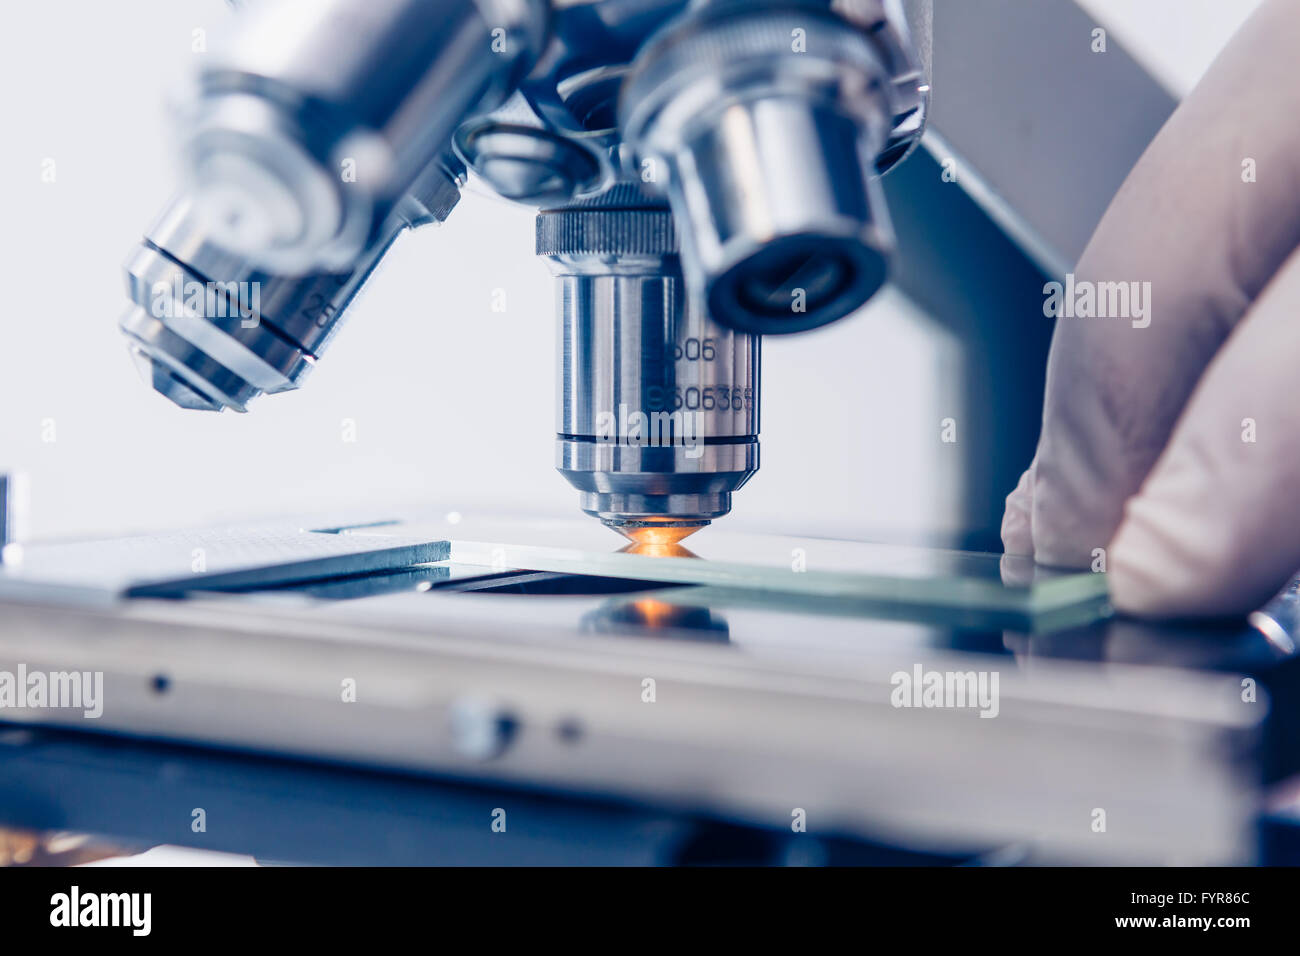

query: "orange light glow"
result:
(619, 524), (701, 548)
(618, 539), (700, 560)
(631, 598), (678, 629)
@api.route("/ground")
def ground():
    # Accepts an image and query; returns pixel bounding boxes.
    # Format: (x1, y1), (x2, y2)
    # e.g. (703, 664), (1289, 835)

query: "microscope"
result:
(8, 0), (1294, 867)
(119, 0), (930, 543)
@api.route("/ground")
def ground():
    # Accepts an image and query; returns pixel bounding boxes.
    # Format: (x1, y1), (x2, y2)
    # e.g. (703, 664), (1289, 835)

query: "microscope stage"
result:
(0, 513), (1286, 864)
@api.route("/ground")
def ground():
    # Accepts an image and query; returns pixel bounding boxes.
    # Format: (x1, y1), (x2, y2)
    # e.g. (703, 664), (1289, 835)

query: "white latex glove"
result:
(1002, 0), (1300, 619)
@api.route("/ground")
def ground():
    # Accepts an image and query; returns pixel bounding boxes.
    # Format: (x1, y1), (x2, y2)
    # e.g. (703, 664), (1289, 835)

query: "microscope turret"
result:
(119, 0), (929, 538)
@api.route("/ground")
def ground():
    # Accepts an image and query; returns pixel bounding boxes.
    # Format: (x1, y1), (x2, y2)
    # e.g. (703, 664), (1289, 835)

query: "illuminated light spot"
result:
(620, 524), (702, 548)
(631, 598), (677, 629)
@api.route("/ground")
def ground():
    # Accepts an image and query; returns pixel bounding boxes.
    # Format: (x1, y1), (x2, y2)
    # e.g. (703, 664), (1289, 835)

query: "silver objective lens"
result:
(117, 0), (927, 536)
(620, 0), (926, 335)
(183, 0), (550, 274)
(122, 158), (463, 413)
(538, 183), (760, 537)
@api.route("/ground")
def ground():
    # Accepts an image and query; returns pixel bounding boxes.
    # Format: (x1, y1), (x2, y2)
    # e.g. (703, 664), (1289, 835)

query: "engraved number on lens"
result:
(670, 338), (716, 362)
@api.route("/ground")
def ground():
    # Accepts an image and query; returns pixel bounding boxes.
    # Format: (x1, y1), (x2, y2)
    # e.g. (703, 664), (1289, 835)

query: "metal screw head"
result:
(449, 697), (519, 761)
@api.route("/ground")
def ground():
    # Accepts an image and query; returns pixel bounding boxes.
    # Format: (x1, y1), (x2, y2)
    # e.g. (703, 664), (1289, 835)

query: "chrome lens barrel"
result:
(539, 184), (759, 534)
(122, 159), (463, 413)
(620, 0), (925, 335)
(182, 0), (550, 274)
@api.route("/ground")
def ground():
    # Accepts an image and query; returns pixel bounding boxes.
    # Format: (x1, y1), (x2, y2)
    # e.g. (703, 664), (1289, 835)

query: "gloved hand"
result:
(1001, 0), (1300, 619)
